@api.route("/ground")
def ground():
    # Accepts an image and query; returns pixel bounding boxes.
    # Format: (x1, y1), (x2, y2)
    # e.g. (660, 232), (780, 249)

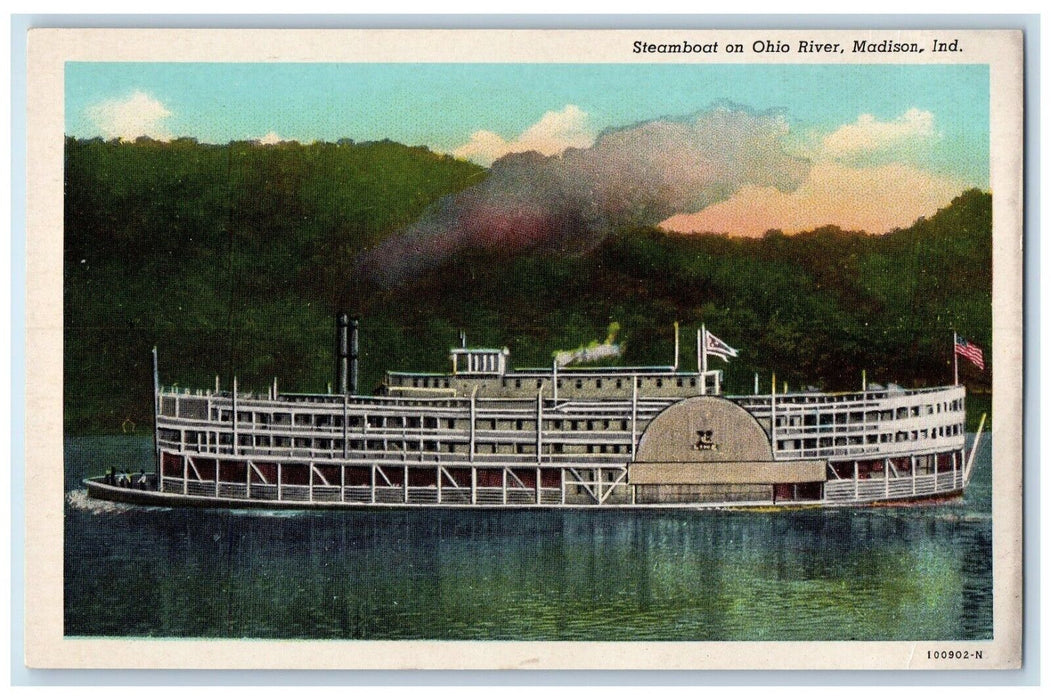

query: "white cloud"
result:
(86, 91), (172, 141)
(453, 105), (595, 166)
(821, 108), (936, 159)
(657, 107), (965, 237)
(255, 131), (287, 145)
(660, 161), (965, 237)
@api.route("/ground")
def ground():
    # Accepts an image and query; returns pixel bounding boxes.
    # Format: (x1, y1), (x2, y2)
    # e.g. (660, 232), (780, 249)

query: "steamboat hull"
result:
(87, 379), (978, 510)
(83, 478), (965, 510)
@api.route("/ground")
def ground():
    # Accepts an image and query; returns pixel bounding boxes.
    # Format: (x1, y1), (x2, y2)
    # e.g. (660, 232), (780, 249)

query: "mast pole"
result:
(152, 346), (161, 490)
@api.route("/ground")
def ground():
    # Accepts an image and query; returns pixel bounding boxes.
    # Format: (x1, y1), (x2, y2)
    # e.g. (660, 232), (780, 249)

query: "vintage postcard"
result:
(24, 27), (1023, 670)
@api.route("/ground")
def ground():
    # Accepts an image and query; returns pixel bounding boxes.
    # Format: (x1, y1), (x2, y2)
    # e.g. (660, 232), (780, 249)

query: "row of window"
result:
(210, 399), (961, 432)
(774, 401), (964, 427)
(396, 375), (702, 391)
(775, 398), (963, 419)
(775, 423), (962, 451)
(162, 429), (633, 456)
(209, 410), (632, 432)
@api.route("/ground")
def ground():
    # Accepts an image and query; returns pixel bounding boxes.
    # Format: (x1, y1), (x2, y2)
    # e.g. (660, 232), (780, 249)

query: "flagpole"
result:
(953, 330), (959, 386)
(701, 324), (708, 375)
(673, 321), (679, 370)
(695, 328), (702, 375)
(770, 372), (776, 447)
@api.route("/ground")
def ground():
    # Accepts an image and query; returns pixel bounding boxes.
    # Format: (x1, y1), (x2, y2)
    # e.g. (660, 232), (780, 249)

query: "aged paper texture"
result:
(26, 27), (1023, 670)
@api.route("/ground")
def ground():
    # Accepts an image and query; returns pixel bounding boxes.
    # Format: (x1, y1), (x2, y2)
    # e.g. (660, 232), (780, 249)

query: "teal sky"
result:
(66, 62), (989, 188)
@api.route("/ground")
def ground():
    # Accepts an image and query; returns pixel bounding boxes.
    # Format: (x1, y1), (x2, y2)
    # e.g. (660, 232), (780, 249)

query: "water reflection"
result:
(64, 436), (992, 640)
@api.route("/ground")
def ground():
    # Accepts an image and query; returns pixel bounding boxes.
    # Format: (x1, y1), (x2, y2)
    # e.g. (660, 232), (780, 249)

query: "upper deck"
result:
(154, 380), (966, 467)
(386, 345), (729, 399)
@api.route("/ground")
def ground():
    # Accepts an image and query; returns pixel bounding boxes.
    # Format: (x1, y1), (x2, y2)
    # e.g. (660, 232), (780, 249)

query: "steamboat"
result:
(86, 316), (985, 510)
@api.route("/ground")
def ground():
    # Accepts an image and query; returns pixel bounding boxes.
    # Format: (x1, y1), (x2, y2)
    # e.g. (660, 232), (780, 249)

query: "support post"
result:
(152, 347), (161, 489)
(911, 454), (916, 496)
(343, 392), (349, 459)
(770, 374), (777, 451)
(469, 387), (478, 461)
(231, 376), (239, 456)
(536, 467), (542, 505)
(471, 465), (477, 505)
(370, 464), (376, 504)
(403, 463), (409, 504)
(277, 462), (282, 501)
(309, 461), (314, 502)
(884, 457), (889, 497)
(536, 390), (543, 464)
(631, 376), (638, 459)
(853, 460), (859, 501)
(350, 317), (359, 395)
(182, 454), (188, 495)
(502, 468), (507, 505)
(952, 450), (958, 489)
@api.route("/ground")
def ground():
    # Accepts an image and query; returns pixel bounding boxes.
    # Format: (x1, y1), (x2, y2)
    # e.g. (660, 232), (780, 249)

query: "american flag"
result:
(955, 335), (985, 370)
(704, 330), (739, 361)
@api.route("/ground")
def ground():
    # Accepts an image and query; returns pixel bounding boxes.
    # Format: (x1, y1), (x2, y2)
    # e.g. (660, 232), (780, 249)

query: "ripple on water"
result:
(66, 489), (140, 515)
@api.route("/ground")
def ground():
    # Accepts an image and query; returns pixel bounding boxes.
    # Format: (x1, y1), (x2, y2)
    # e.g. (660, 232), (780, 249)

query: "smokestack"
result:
(337, 313), (349, 395)
(350, 317), (360, 396)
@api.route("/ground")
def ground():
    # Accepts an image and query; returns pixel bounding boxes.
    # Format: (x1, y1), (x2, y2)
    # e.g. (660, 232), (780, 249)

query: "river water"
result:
(64, 435), (992, 641)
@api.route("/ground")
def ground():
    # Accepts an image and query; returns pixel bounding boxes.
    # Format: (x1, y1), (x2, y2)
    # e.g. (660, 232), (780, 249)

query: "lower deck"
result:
(85, 445), (971, 509)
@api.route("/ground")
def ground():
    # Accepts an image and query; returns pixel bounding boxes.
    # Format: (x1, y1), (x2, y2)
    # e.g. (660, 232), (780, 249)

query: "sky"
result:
(66, 62), (989, 236)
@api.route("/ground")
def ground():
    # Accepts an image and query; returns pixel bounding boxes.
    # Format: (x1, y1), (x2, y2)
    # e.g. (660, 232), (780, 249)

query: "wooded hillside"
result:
(64, 137), (992, 433)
